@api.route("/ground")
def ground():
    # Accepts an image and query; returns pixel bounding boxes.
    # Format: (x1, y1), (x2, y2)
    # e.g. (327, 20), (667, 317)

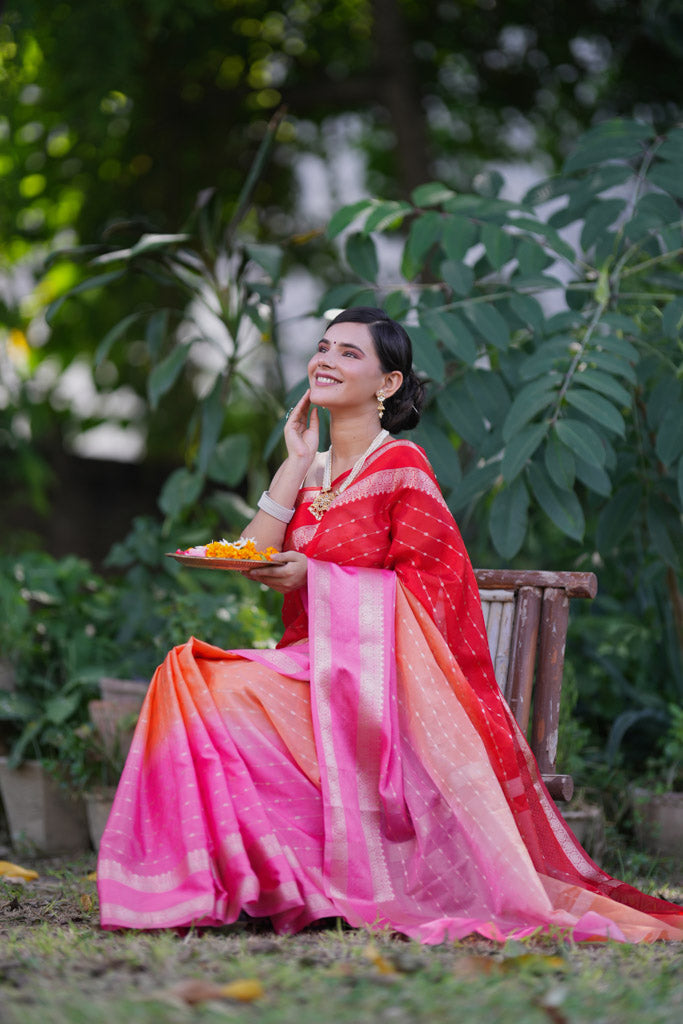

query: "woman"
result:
(98, 307), (683, 942)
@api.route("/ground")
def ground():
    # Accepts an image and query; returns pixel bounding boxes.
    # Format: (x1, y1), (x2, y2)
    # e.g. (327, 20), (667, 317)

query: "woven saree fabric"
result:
(97, 438), (683, 941)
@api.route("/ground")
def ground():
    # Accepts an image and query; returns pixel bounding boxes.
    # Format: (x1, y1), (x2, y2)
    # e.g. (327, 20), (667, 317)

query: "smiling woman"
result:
(97, 308), (683, 944)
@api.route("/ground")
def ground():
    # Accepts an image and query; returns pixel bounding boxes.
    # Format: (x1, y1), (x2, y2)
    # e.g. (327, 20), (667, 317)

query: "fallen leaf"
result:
(168, 979), (224, 1005)
(364, 943), (397, 975)
(0, 860), (39, 882)
(80, 893), (94, 912)
(218, 979), (264, 1002)
(86, 871), (97, 881)
(166, 977), (264, 1006)
(453, 954), (497, 978)
(500, 953), (567, 974)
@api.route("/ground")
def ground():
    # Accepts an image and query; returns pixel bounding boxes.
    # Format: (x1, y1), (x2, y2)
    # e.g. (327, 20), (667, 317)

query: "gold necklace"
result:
(309, 429), (389, 521)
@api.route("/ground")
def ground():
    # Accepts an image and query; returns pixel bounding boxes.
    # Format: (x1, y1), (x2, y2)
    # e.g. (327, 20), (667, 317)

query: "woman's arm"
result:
(239, 389), (319, 551)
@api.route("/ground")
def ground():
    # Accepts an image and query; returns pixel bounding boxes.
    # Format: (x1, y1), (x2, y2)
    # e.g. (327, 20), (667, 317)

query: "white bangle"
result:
(257, 490), (295, 524)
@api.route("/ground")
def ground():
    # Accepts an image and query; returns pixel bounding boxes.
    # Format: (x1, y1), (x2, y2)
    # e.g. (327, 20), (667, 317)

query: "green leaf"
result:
(509, 217), (575, 261)
(94, 311), (143, 367)
(555, 418), (606, 467)
(440, 259), (474, 297)
(573, 369), (631, 407)
(565, 388), (625, 436)
(383, 290), (411, 320)
(148, 342), (191, 410)
(421, 309), (478, 365)
(678, 455), (683, 506)
(465, 370), (511, 427)
(527, 463), (585, 541)
(481, 223), (514, 269)
(580, 199), (626, 252)
(45, 269), (126, 324)
(515, 238), (551, 276)
(662, 297), (683, 338)
(411, 416), (461, 490)
(449, 460), (500, 513)
(563, 118), (652, 173)
(655, 407), (683, 467)
(207, 433), (251, 487)
(574, 454), (611, 496)
(317, 283), (371, 314)
(327, 199), (374, 238)
(519, 336), (574, 381)
(502, 377), (557, 442)
(197, 377), (224, 475)
(502, 423), (548, 482)
(91, 234), (192, 265)
(437, 381), (487, 446)
(654, 127), (683, 163)
(585, 350), (637, 384)
(245, 243), (283, 282)
(145, 310), (169, 362)
(401, 212), (443, 278)
(442, 216), (478, 261)
(544, 432), (576, 490)
(465, 302), (510, 350)
(411, 182), (456, 206)
(44, 692), (80, 726)
(647, 505), (680, 570)
(508, 293), (545, 334)
(489, 477), (529, 559)
(595, 333), (639, 363)
(158, 467), (203, 518)
(407, 325), (446, 383)
(647, 162), (683, 200)
(345, 232), (378, 281)
(596, 484), (641, 550)
(363, 200), (412, 234)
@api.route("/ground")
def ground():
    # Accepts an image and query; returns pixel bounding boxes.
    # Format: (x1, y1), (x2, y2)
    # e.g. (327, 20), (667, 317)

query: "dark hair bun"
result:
(383, 369), (425, 434)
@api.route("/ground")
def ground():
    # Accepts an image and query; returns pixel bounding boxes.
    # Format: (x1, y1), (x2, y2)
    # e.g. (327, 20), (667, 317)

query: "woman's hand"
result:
(283, 390), (319, 465)
(243, 551), (308, 594)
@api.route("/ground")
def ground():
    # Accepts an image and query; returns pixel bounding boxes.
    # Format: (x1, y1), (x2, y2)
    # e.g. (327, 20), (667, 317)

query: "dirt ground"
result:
(1, 852), (682, 1024)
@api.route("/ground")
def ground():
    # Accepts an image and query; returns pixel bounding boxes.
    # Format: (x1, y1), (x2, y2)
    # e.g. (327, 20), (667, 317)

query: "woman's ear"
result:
(383, 371), (403, 399)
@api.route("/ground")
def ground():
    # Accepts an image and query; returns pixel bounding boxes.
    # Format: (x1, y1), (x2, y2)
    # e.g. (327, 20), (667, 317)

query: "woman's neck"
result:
(329, 413), (384, 465)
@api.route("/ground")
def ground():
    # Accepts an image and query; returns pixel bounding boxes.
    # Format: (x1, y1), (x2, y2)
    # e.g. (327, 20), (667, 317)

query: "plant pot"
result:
(90, 677), (148, 762)
(99, 676), (148, 702)
(561, 803), (606, 863)
(0, 756), (90, 855)
(88, 698), (142, 762)
(84, 786), (117, 851)
(631, 787), (683, 866)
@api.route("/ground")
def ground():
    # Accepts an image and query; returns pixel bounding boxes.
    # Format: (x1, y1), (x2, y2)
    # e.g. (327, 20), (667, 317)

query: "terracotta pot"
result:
(562, 804), (606, 862)
(88, 698), (142, 761)
(84, 787), (117, 851)
(98, 676), (148, 702)
(0, 756), (89, 855)
(632, 787), (683, 867)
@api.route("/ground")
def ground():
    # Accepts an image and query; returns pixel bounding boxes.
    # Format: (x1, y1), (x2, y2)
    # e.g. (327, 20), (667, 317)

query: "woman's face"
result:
(307, 321), (399, 415)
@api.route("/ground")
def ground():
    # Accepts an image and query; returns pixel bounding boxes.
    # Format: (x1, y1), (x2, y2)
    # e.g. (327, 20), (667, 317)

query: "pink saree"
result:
(98, 440), (683, 941)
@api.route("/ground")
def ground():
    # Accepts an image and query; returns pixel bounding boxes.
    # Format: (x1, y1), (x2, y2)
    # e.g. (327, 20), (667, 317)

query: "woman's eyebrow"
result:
(318, 338), (365, 354)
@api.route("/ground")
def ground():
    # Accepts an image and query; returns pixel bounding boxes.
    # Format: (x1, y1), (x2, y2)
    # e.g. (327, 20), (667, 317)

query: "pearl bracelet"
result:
(257, 490), (295, 524)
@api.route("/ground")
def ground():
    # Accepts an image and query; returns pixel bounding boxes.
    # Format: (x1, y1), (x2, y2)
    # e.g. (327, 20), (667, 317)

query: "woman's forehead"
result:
(321, 321), (374, 347)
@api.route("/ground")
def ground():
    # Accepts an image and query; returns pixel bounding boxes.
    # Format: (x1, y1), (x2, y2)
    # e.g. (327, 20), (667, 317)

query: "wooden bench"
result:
(475, 569), (598, 803)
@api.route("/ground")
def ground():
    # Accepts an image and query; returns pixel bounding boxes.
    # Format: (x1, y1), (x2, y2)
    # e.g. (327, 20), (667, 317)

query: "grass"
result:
(1, 855), (682, 1024)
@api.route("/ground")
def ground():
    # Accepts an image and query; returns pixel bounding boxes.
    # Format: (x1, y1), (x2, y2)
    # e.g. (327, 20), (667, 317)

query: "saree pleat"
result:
(98, 439), (683, 941)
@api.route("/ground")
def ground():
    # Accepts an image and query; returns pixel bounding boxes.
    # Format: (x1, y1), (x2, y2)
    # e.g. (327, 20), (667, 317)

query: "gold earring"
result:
(376, 390), (386, 419)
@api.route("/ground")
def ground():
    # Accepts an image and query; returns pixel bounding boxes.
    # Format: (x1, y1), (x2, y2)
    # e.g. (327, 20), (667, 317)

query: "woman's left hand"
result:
(242, 551), (308, 594)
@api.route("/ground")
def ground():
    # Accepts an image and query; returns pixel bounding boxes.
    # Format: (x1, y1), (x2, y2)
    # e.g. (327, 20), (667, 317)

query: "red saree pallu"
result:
(97, 439), (683, 941)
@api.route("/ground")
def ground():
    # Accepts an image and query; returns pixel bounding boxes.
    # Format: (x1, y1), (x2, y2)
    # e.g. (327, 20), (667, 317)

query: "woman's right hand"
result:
(283, 389), (319, 465)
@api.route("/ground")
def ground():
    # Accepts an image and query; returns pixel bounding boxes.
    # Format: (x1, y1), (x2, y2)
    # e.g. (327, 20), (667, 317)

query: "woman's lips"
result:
(313, 374), (341, 386)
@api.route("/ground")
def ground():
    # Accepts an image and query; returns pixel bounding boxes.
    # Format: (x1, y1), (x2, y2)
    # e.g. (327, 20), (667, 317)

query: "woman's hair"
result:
(328, 307), (425, 433)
